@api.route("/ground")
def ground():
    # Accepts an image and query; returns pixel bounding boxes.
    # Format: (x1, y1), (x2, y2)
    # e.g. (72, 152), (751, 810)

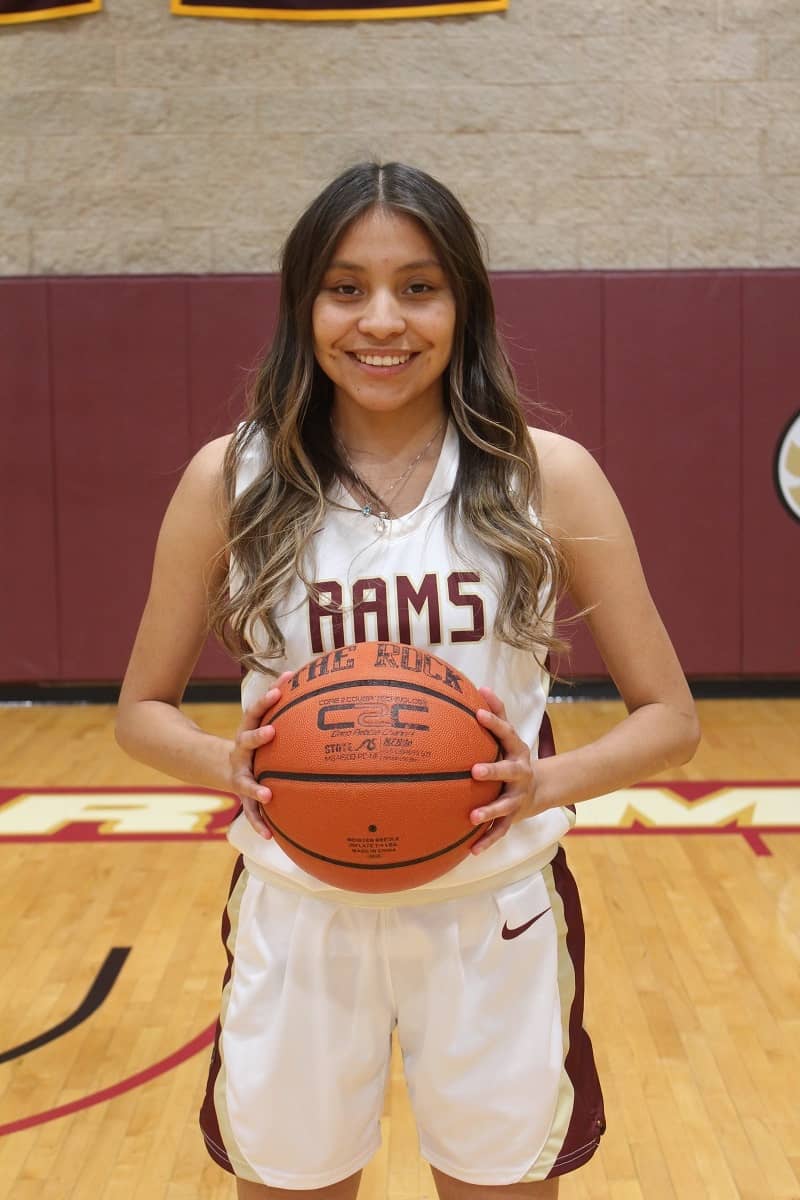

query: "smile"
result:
(351, 352), (413, 367)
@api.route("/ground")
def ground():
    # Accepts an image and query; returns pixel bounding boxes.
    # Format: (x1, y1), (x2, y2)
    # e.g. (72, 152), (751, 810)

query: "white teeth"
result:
(354, 353), (411, 367)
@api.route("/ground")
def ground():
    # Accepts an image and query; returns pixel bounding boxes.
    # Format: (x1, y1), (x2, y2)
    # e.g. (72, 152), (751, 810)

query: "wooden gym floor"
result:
(0, 698), (798, 1200)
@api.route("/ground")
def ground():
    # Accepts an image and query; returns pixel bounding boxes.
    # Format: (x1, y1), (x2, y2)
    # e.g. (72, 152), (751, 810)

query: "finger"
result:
(232, 760), (273, 802)
(470, 814), (513, 854)
(471, 757), (530, 787)
(241, 687), (283, 729)
(475, 705), (521, 741)
(470, 791), (525, 826)
(235, 724), (276, 753)
(254, 674), (293, 717)
(477, 686), (506, 719)
(241, 795), (273, 839)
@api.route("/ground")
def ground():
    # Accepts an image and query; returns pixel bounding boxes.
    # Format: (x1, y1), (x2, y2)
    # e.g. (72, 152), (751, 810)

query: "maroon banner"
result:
(171, 0), (507, 20)
(0, 0), (101, 23)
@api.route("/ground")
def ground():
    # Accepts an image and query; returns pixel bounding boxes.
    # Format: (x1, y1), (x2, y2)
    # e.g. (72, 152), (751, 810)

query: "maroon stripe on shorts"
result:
(199, 854), (247, 1176)
(547, 845), (606, 1176)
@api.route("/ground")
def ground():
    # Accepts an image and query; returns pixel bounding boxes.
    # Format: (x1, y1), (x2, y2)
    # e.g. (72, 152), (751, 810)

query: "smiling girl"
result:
(116, 162), (699, 1199)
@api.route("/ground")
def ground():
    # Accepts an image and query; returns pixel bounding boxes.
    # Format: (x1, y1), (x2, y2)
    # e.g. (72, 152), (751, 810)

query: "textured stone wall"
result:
(2, 0), (799, 274)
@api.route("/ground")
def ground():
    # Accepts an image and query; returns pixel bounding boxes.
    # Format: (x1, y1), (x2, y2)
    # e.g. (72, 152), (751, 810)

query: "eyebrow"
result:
(325, 257), (443, 272)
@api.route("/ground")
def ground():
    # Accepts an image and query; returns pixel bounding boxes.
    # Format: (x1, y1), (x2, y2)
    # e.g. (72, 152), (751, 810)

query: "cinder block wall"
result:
(3, 0), (799, 275)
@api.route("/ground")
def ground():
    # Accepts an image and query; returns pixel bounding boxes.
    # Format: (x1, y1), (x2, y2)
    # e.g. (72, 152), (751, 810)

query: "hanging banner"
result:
(0, 0), (101, 23)
(171, 0), (508, 20)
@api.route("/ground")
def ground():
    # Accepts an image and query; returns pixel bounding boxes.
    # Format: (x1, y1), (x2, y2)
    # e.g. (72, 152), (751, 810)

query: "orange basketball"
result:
(253, 641), (502, 893)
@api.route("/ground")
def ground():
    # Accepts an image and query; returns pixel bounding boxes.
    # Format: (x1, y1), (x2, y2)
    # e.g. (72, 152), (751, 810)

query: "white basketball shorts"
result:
(200, 846), (605, 1189)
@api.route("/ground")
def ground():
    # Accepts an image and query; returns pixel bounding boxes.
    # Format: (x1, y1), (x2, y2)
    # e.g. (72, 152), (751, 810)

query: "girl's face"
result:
(312, 207), (456, 425)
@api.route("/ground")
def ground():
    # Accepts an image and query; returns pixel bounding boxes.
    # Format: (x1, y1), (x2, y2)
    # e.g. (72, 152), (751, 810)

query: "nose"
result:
(357, 288), (406, 339)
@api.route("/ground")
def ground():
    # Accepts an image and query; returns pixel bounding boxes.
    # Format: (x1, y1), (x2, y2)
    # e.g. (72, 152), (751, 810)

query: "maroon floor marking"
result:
(0, 1022), (215, 1136)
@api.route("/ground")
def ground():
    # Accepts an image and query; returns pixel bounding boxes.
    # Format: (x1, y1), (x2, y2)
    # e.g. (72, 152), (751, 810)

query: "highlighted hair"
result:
(209, 162), (567, 674)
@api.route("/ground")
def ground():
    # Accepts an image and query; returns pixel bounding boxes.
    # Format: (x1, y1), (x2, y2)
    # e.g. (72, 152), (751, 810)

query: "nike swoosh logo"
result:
(501, 908), (551, 940)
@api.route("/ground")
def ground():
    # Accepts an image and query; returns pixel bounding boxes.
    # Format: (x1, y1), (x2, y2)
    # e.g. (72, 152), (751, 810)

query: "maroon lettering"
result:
(308, 581), (345, 653)
(448, 572), (485, 643)
(307, 573), (486, 653)
(396, 574), (442, 645)
(353, 578), (390, 643)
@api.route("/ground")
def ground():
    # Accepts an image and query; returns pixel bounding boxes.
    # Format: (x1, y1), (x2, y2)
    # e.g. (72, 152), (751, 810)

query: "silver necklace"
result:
(334, 423), (444, 532)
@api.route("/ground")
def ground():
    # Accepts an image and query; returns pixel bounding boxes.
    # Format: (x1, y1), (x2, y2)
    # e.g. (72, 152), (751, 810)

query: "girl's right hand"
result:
(229, 672), (293, 839)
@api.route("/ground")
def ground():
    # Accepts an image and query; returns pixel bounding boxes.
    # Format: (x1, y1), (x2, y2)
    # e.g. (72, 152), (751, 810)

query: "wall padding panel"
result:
(742, 273), (800, 675)
(604, 274), (742, 676)
(188, 277), (280, 678)
(0, 281), (59, 680)
(50, 279), (190, 681)
(493, 273), (607, 678)
(188, 277), (280, 448)
(493, 273), (605, 451)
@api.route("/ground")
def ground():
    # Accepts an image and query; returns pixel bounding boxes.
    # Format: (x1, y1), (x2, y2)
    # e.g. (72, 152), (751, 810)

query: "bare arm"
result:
(115, 434), (280, 824)
(470, 431), (700, 847)
(115, 436), (235, 789)
(531, 431), (700, 809)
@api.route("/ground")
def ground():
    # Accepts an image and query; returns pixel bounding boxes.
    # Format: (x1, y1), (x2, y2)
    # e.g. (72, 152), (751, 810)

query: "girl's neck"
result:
(330, 402), (448, 466)
(331, 405), (448, 522)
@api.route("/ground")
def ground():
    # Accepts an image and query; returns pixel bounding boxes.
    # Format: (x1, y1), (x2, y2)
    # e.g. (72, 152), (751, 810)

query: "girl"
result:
(116, 161), (700, 1199)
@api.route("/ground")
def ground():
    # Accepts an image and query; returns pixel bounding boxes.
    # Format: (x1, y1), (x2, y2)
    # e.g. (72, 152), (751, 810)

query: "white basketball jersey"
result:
(227, 421), (574, 906)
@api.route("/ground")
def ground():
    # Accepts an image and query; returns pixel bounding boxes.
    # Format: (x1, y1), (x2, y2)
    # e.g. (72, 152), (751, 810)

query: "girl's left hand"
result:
(469, 686), (538, 854)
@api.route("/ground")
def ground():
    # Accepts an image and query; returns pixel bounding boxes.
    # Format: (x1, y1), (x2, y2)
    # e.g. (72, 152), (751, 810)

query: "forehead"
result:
(330, 207), (441, 268)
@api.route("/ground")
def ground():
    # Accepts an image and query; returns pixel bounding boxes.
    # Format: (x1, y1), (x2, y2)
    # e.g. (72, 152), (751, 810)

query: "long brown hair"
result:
(209, 161), (567, 674)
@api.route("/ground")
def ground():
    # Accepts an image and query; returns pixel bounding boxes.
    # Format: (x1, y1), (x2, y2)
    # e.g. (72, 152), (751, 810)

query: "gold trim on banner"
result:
(170, 1), (507, 20)
(0, 0), (102, 24)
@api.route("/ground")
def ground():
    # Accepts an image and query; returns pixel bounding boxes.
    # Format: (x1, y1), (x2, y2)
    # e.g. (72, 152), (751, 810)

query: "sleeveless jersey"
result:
(226, 421), (575, 907)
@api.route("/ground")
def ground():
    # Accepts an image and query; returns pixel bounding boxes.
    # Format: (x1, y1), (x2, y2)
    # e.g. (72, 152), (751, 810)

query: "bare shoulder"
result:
(170, 433), (232, 516)
(527, 427), (611, 536)
(154, 433), (235, 565)
(183, 433), (232, 488)
(528, 426), (596, 473)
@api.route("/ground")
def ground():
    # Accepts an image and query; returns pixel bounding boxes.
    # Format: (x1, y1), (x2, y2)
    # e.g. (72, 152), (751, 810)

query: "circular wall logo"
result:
(775, 410), (800, 524)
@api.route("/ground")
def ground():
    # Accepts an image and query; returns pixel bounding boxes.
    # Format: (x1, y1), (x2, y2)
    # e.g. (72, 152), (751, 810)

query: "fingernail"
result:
(473, 765), (488, 779)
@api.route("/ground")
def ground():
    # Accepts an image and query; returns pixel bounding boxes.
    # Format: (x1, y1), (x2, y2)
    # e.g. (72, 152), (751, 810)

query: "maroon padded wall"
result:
(188, 277), (280, 447)
(741, 275), (800, 675)
(187, 277), (280, 676)
(50, 279), (192, 680)
(0, 281), (58, 680)
(605, 274), (742, 675)
(1, 270), (799, 684)
(492, 274), (606, 677)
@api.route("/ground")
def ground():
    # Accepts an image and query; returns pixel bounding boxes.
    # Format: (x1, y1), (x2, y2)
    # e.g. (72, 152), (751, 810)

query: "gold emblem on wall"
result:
(775, 410), (800, 523)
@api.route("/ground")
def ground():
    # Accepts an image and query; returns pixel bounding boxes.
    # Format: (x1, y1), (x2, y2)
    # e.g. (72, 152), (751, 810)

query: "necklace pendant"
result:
(361, 503), (372, 518)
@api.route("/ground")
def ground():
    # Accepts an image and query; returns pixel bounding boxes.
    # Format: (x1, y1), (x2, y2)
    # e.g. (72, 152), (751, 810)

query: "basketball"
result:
(252, 641), (502, 892)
